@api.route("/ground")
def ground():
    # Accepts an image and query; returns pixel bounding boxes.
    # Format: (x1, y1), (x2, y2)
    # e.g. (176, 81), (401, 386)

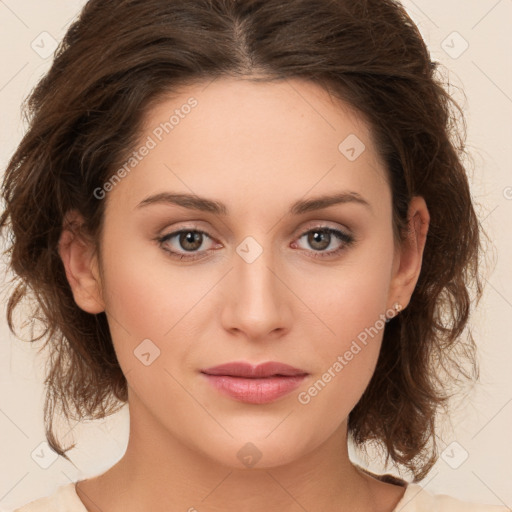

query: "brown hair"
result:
(0, 0), (489, 481)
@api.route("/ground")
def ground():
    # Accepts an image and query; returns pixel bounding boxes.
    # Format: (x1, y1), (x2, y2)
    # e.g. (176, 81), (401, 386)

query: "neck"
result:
(76, 389), (396, 512)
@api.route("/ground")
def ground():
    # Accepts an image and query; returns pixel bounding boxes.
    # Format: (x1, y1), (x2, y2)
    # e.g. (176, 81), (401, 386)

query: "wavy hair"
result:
(0, 0), (490, 481)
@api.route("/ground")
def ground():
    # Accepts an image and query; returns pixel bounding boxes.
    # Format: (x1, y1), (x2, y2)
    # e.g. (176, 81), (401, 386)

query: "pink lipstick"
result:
(200, 361), (308, 404)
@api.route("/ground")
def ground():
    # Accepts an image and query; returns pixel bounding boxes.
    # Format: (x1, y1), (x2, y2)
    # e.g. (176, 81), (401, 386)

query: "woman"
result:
(1, 0), (506, 510)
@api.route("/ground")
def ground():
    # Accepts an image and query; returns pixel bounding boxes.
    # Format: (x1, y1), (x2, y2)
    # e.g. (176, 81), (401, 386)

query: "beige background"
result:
(0, 0), (511, 509)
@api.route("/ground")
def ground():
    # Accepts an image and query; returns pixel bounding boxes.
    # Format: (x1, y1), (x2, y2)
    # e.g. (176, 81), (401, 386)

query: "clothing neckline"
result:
(355, 464), (409, 488)
(69, 467), (411, 512)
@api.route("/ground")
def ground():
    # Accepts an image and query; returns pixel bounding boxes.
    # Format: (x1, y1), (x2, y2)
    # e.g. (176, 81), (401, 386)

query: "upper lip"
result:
(201, 361), (308, 378)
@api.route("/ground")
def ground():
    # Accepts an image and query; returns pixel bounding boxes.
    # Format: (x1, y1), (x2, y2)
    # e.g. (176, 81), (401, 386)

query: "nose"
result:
(220, 242), (293, 342)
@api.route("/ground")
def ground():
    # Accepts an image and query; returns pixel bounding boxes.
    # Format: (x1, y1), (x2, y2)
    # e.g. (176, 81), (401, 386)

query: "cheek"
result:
(97, 229), (216, 377)
(293, 237), (394, 411)
(304, 234), (393, 347)
(97, 240), (217, 428)
(100, 227), (210, 333)
(294, 292), (387, 435)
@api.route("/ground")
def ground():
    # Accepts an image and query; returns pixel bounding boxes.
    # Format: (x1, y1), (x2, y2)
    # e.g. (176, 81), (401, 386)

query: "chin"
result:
(195, 432), (317, 471)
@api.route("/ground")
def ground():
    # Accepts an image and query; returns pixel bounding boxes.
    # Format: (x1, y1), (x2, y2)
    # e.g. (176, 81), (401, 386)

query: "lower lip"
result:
(202, 374), (308, 404)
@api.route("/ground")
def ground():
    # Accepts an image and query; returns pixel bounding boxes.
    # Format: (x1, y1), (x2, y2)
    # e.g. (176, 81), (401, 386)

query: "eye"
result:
(157, 228), (219, 261)
(292, 226), (355, 259)
(156, 224), (355, 262)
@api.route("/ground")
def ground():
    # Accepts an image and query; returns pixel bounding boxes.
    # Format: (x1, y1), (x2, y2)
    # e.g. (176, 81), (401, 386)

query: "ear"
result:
(58, 210), (105, 314)
(388, 195), (430, 311)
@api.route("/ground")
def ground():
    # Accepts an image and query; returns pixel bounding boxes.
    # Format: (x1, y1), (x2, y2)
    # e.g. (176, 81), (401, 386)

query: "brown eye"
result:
(294, 227), (355, 259)
(177, 231), (204, 252)
(307, 230), (331, 251)
(157, 229), (217, 261)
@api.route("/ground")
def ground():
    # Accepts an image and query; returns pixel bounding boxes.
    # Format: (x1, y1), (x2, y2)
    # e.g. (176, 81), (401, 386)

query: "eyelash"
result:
(156, 224), (355, 262)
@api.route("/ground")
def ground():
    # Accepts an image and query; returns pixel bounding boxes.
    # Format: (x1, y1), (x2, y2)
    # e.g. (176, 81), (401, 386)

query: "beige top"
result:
(11, 481), (509, 511)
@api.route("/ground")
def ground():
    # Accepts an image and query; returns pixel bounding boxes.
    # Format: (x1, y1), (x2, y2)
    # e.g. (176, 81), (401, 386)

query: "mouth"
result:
(200, 361), (309, 404)
(201, 361), (308, 378)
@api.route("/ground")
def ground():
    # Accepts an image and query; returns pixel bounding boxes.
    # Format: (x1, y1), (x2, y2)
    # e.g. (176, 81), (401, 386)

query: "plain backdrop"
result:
(0, 0), (511, 509)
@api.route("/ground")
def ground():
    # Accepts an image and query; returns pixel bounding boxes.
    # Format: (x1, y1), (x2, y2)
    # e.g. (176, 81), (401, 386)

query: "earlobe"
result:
(58, 210), (105, 314)
(389, 196), (430, 310)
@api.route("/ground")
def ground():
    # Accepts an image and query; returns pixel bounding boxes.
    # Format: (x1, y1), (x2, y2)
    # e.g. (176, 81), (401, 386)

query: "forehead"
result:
(107, 77), (390, 217)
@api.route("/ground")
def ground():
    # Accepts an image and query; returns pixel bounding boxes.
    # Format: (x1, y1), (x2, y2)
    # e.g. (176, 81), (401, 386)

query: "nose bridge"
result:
(222, 234), (290, 338)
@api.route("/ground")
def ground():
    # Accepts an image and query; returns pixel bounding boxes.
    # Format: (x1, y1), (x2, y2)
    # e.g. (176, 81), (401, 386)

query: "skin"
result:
(58, 77), (430, 512)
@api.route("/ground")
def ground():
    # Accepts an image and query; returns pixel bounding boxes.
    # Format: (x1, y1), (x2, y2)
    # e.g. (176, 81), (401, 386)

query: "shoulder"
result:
(11, 483), (87, 512)
(395, 483), (510, 512)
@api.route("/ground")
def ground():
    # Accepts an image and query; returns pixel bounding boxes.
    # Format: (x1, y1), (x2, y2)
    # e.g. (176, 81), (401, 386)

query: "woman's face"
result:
(64, 77), (428, 470)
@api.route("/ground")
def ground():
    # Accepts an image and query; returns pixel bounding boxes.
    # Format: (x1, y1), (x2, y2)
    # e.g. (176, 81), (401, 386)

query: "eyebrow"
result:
(136, 191), (372, 215)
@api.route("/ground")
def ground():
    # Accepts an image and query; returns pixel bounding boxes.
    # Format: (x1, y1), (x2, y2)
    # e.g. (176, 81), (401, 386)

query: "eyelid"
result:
(157, 219), (351, 242)
(294, 220), (351, 236)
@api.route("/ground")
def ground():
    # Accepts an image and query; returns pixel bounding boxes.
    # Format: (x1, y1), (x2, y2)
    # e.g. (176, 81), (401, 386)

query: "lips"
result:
(200, 361), (309, 404)
(201, 361), (308, 378)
